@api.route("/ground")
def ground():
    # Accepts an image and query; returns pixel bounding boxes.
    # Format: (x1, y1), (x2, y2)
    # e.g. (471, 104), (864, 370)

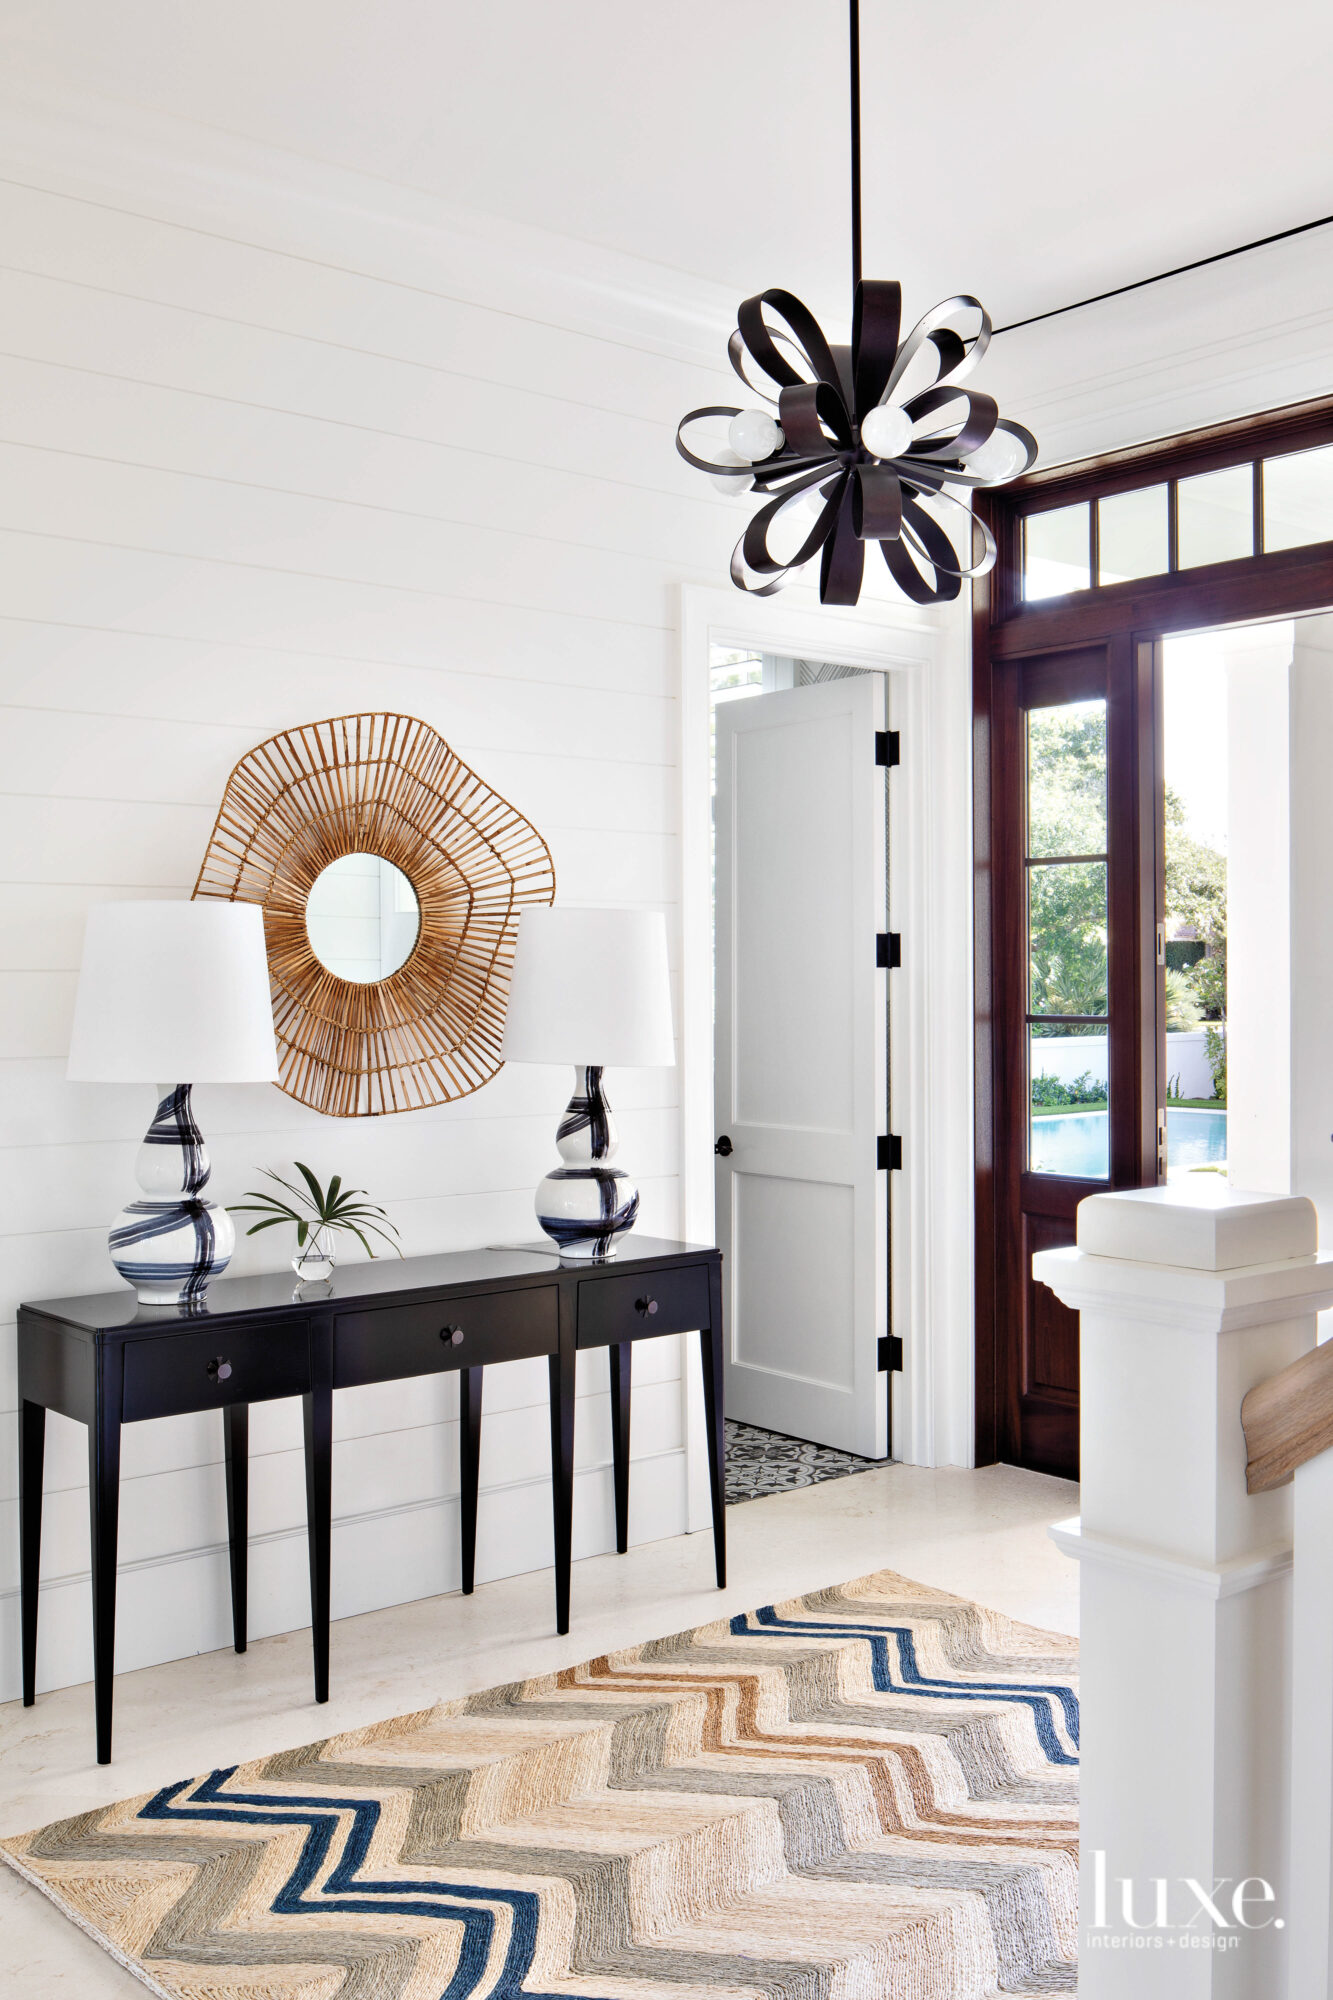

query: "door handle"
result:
(440, 1326), (465, 1345)
(715, 1135), (733, 1157)
(635, 1297), (658, 1317)
(206, 1357), (232, 1382)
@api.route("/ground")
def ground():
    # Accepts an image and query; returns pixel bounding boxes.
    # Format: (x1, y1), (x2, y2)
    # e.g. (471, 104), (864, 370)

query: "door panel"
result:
(714, 676), (888, 1457)
(992, 640), (1155, 1477)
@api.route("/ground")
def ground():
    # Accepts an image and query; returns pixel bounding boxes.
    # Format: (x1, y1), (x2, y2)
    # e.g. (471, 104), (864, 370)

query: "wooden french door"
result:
(990, 637), (1157, 1477)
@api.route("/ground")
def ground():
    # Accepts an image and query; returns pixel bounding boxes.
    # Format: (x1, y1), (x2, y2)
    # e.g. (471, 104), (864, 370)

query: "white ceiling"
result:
(5, 0), (1332, 330)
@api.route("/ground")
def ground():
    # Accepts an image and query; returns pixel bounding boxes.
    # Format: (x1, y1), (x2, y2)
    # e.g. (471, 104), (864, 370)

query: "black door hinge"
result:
(878, 1334), (904, 1373)
(874, 729), (900, 767)
(877, 1134), (903, 1171)
(876, 931), (901, 969)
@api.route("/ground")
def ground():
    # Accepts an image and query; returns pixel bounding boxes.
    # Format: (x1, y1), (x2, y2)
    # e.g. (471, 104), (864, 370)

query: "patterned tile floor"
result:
(725, 1417), (882, 1503)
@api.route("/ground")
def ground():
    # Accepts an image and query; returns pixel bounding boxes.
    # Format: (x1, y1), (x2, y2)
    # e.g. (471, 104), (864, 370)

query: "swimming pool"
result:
(1030, 1106), (1227, 1179)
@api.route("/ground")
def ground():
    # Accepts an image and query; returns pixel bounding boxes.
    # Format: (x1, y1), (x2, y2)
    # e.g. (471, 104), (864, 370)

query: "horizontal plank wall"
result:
(0, 80), (780, 1703)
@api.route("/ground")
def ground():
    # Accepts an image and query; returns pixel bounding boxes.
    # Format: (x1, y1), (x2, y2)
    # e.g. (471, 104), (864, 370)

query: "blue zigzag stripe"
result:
(140, 1768), (604, 2000)
(730, 1607), (1080, 1764)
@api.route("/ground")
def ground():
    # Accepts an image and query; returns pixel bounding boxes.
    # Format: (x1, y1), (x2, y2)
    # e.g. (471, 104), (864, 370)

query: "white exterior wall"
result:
(1030, 1030), (1216, 1101)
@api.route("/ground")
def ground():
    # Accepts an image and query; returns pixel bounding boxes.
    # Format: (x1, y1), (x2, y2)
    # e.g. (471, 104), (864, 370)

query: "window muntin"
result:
(1017, 436), (1333, 600)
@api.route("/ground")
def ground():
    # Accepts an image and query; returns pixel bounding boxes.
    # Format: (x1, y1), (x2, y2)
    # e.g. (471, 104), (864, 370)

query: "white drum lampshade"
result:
(502, 908), (675, 1259)
(68, 901), (279, 1304)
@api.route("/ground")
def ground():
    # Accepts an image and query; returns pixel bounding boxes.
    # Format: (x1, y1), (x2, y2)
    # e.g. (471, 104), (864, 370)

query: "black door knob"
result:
(440, 1326), (465, 1345)
(206, 1358), (232, 1381)
(635, 1297), (658, 1317)
(715, 1135), (733, 1157)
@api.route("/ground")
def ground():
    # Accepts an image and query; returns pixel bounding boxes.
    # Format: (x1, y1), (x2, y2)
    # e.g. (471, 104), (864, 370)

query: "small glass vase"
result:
(292, 1224), (336, 1283)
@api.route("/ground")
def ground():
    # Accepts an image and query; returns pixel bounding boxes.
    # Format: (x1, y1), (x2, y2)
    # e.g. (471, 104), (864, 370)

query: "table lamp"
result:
(502, 907), (675, 1260)
(67, 900), (279, 1305)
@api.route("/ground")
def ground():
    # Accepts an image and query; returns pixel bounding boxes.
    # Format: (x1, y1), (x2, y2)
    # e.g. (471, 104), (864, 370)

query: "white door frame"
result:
(677, 581), (976, 1524)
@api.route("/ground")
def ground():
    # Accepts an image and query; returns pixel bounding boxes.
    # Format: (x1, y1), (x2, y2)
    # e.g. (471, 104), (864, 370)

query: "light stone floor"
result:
(0, 1460), (1079, 1996)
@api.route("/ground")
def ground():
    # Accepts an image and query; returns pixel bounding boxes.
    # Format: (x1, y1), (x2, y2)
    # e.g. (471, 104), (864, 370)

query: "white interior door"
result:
(714, 674), (889, 1457)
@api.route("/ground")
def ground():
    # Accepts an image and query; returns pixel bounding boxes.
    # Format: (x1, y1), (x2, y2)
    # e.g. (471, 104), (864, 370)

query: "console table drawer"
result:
(122, 1321), (311, 1422)
(577, 1265), (711, 1348)
(334, 1286), (559, 1388)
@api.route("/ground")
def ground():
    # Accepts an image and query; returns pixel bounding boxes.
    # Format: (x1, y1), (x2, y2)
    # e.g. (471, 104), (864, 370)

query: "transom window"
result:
(1021, 440), (1333, 601)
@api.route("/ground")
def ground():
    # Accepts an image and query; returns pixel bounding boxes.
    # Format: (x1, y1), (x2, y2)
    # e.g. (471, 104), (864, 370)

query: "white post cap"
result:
(1076, 1180), (1317, 1270)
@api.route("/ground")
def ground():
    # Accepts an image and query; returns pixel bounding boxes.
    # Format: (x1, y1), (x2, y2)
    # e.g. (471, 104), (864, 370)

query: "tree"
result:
(1163, 785), (1226, 1022)
(1027, 706), (1108, 1033)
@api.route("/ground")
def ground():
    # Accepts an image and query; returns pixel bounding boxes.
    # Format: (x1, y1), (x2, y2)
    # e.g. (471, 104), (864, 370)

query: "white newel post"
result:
(1033, 1180), (1333, 1998)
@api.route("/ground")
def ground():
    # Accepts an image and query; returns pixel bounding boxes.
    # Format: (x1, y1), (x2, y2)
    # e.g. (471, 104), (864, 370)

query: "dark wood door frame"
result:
(974, 394), (1333, 1470)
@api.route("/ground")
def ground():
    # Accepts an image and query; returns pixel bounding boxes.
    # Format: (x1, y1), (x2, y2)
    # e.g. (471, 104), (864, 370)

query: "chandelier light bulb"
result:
(727, 409), (785, 463)
(708, 448), (755, 496)
(860, 403), (914, 462)
(963, 426), (1031, 486)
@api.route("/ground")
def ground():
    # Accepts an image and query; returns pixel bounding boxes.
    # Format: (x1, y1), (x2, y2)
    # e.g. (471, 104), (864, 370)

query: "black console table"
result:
(18, 1236), (724, 1763)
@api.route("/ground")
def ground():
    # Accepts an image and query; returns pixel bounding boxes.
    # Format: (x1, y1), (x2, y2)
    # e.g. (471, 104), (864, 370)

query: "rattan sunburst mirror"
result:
(193, 713), (555, 1115)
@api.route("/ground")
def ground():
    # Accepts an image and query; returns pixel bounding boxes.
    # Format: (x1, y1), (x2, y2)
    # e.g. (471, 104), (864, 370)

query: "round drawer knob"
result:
(440, 1326), (465, 1345)
(207, 1358), (232, 1381)
(635, 1297), (658, 1317)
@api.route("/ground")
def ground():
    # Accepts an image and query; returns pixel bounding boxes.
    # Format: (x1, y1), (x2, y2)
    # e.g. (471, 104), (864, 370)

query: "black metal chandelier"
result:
(675, 0), (1037, 607)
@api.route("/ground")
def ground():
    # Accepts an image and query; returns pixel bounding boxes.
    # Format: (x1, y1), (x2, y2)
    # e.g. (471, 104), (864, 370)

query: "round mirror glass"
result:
(305, 854), (421, 983)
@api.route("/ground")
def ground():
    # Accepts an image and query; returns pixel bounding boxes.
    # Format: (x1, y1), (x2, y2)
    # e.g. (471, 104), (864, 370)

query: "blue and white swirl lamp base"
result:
(534, 1066), (639, 1261)
(501, 906), (677, 1264)
(109, 1084), (236, 1305)
(66, 901), (279, 1308)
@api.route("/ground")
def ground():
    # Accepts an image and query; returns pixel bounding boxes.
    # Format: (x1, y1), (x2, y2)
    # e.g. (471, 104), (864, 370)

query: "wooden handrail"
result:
(1241, 1340), (1333, 1493)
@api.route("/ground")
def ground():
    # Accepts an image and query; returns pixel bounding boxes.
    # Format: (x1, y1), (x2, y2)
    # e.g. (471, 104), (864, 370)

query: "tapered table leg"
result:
(223, 1403), (249, 1653)
(459, 1366), (482, 1595)
(701, 1262), (727, 1589)
(303, 1375), (332, 1705)
(20, 1399), (46, 1707)
(89, 1356), (123, 1766)
(609, 1342), (631, 1555)
(549, 1304), (576, 1636)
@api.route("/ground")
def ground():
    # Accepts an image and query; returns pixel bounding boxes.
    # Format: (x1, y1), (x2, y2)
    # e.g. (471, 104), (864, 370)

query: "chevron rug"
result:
(1, 1571), (1079, 1999)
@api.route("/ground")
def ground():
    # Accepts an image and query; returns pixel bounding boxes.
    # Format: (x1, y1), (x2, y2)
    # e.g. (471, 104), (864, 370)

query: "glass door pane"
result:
(1026, 697), (1110, 1179)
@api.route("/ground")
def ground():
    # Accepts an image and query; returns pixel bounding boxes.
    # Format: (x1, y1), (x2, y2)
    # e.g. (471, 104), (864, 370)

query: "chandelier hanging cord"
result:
(849, 0), (862, 292)
(673, 0), (1039, 609)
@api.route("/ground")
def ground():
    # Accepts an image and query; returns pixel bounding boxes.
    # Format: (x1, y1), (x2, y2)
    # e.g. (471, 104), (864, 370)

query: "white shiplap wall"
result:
(0, 87), (779, 1702)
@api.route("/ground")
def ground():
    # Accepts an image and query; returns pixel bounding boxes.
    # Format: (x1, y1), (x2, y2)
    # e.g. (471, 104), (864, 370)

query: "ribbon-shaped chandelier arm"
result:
(881, 498), (968, 604)
(851, 279), (903, 418)
(852, 462), (903, 542)
(901, 385), (1000, 463)
(778, 379), (854, 457)
(735, 289), (844, 395)
(881, 294), (992, 405)
(820, 481), (866, 606)
(899, 417), (1039, 491)
(902, 489), (998, 578)
(674, 406), (834, 488)
(674, 404), (744, 476)
(729, 474), (849, 596)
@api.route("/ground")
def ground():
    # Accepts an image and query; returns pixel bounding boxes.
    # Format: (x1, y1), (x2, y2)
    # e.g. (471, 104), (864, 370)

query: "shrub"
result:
(1031, 1069), (1108, 1109)
(1165, 967), (1203, 1032)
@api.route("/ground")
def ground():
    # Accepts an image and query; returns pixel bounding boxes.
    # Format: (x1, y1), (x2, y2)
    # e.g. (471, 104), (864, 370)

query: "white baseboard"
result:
(1, 1445), (690, 1702)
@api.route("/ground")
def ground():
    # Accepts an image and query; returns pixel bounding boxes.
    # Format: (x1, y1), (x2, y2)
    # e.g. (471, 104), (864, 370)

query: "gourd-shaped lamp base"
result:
(534, 1067), (639, 1262)
(108, 1085), (236, 1305)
